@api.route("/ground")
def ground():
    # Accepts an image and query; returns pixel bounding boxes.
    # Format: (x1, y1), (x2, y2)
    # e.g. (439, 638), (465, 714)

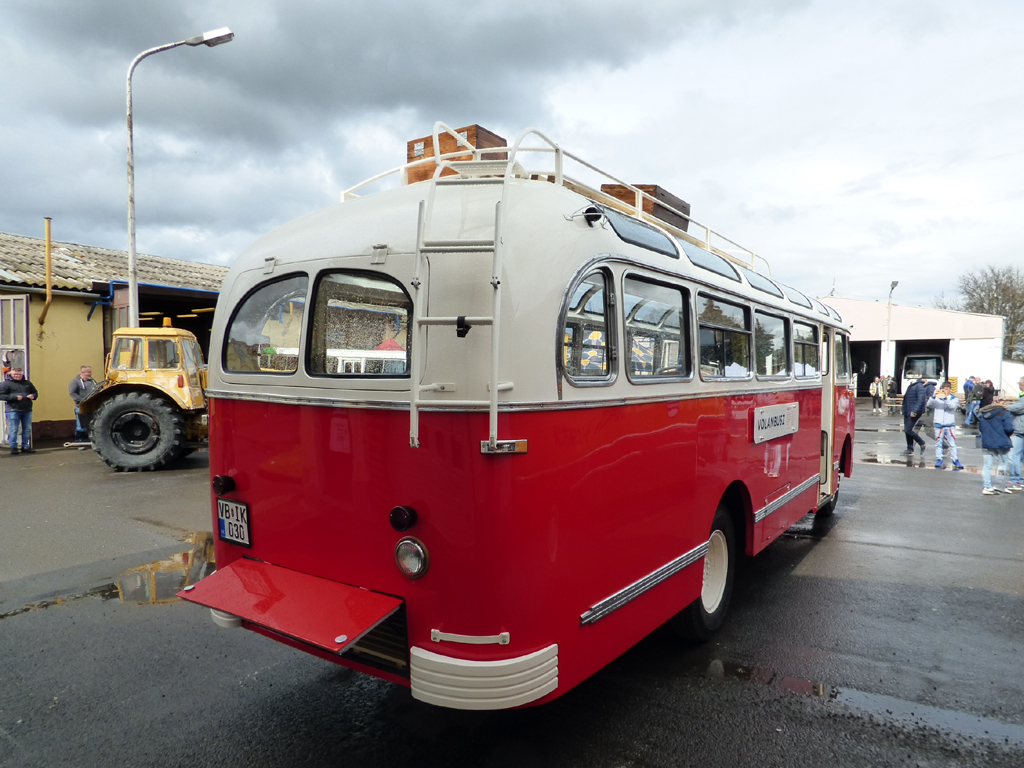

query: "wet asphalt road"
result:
(1, 405), (1023, 768)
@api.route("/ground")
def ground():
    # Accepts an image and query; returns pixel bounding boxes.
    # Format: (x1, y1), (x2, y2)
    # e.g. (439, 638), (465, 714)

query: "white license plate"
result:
(217, 498), (251, 547)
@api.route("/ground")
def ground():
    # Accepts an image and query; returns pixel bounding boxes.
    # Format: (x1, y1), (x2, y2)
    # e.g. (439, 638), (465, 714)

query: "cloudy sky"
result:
(2, 0), (1021, 307)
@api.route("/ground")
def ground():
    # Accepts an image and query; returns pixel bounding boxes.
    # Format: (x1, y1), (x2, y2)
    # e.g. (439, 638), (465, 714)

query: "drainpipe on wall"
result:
(37, 217), (54, 328)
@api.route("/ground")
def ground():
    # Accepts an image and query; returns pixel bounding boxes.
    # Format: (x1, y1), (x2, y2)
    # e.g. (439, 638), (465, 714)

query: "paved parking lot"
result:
(1, 402), (1022, 767)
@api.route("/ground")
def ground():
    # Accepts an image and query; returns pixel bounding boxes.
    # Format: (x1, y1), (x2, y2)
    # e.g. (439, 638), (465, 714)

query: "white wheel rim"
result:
(702, 529), (728, 614)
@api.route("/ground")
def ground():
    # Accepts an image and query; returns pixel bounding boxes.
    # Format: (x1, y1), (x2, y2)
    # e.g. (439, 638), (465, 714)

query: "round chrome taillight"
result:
(394, 537), (429, 579)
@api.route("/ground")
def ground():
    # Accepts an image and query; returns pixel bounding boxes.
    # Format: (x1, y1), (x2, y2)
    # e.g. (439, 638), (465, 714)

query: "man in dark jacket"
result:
(69, 365), (99, 442)
(900, 378), (928, 455)
(0, 367), (38, 454)
(979, 400), (1015, 494)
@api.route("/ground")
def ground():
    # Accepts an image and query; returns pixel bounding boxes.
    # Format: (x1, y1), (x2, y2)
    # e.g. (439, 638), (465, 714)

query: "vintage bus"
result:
(180, 124), (855, 710)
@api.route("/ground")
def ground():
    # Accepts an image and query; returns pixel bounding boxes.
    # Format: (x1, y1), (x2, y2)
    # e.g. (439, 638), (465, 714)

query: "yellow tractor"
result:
(78, 322), (208, 471)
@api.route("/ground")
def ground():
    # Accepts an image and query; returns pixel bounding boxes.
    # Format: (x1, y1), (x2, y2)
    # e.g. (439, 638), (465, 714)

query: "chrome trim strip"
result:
(206, 389), (409, 410)
(206, 385), (821, 413)
(754, 473), (820, 523)
(580, 540), (710, 626)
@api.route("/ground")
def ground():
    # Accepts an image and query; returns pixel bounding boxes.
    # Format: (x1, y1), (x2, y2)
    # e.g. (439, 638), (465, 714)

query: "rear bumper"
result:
(410, 644), (558, 710)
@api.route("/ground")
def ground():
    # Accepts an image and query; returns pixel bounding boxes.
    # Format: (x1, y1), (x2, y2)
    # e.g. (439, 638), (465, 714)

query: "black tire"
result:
(817, 464), (842, 518)
(816, 489), (839, 518)
(90, 391), (186, 471)
(669, 505), (736, 644)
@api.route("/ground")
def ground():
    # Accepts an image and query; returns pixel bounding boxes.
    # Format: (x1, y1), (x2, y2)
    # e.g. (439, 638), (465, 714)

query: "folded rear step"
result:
(178, 558), (402, 655)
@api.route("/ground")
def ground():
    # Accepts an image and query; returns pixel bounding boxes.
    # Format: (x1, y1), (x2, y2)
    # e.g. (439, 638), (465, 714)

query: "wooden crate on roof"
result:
(405, 125), (507, 184)
(600, 184), (691, 233)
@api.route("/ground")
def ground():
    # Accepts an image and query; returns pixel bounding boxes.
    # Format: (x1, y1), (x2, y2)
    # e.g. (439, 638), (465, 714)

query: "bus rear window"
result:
(309, 272), (411, 376)
(224, 275), (308, 374)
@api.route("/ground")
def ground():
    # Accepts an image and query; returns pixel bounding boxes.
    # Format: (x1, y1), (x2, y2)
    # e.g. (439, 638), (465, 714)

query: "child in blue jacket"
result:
(978, 401), (1015, 495)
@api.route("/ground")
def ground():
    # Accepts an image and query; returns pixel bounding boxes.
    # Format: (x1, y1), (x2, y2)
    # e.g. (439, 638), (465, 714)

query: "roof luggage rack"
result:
(340, 122), (776, 451)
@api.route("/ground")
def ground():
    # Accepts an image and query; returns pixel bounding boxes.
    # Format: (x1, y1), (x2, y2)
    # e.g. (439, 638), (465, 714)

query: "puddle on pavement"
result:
(114, 532), (215, 604)
(0, 532), (215, 620)
(698, 658), (1024, 745)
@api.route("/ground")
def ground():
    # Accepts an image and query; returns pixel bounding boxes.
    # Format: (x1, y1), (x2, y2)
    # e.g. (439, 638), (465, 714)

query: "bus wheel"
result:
(91, 392), (186, 472)
(670, 506), (736, 644)
(817, 473), (841, 518)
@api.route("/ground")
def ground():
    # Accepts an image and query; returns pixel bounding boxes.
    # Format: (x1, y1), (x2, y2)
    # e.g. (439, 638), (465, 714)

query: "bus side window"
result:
(835, 333), (849, 379)
(623, 276), (690, 380)
(224, 274), (308, 374)
(563, 271), (613, 381)
(697, 294), (750, 378)
(794, 321), (819, 377)
(754, 311), (789, 378)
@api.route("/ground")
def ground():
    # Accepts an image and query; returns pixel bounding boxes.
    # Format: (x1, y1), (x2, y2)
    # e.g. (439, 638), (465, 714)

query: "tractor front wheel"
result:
(90, 392), (186, 471)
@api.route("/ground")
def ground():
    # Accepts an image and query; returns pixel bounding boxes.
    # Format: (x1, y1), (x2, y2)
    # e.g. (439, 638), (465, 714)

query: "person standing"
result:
(886, 376), (898, 415)
(0, 367), (38, 455)
(69, 365), (99, 443)
(901, 377), (928, 456)
(978, 397), (1015, 495)
(1005, 376), (1024, 493)
(869, 376), (883, 414)
(928, 380), (964, 470)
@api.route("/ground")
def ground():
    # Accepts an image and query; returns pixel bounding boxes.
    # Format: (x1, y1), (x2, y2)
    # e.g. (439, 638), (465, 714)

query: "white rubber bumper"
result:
(410, 644), (558, 710)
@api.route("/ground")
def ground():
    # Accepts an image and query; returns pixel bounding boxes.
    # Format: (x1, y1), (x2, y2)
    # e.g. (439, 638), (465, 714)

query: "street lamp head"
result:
(186, 27), (234, 47)
(890, 280), (899, 291)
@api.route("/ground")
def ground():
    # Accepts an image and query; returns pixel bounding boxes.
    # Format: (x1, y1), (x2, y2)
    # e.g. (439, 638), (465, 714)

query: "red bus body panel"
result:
(207, 381), (844, 702)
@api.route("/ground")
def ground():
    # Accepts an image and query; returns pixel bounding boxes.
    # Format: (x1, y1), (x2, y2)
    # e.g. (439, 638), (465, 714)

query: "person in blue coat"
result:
(978, 400), (1015, 495)
(900, 378), (928, 455)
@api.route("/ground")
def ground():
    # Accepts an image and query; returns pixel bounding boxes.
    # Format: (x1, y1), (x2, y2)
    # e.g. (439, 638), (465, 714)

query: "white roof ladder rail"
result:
(409, 191), (513, 454)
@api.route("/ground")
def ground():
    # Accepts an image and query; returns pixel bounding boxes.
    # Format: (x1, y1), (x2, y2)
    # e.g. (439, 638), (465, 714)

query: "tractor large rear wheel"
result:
(90, 391), (186, 471)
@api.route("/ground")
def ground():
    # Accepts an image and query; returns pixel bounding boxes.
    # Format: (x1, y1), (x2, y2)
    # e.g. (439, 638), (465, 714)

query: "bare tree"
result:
(936, 265), (1024, 360)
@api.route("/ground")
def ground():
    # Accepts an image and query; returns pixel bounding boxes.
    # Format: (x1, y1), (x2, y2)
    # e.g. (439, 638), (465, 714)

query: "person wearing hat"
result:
(0, 367), (38, 455)
(927, 380), (964, 470)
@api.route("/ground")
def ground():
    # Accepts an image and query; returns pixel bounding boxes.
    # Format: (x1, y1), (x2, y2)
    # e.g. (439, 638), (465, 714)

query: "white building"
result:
(821, 296), (1004, 396)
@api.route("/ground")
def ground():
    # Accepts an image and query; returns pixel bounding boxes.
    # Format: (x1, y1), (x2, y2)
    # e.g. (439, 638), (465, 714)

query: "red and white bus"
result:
(180, 124), (855, 710)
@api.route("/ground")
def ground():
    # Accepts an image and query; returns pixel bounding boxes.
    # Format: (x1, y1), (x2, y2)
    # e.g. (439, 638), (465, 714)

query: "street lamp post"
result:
(126, 27), (234, 328)
(885, 280), (899, 378)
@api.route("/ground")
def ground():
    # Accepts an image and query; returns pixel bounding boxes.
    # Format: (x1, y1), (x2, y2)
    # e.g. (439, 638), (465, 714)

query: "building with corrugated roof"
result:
(0, 230), (227, 442)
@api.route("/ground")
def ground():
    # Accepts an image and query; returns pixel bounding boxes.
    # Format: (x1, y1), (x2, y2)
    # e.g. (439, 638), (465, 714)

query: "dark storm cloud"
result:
(4, 0), (809, 147)
(0, 0), (810, 263)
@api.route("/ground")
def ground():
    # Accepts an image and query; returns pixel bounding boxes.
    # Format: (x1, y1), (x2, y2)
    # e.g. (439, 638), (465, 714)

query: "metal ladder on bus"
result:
(408, 144), (520, 453)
